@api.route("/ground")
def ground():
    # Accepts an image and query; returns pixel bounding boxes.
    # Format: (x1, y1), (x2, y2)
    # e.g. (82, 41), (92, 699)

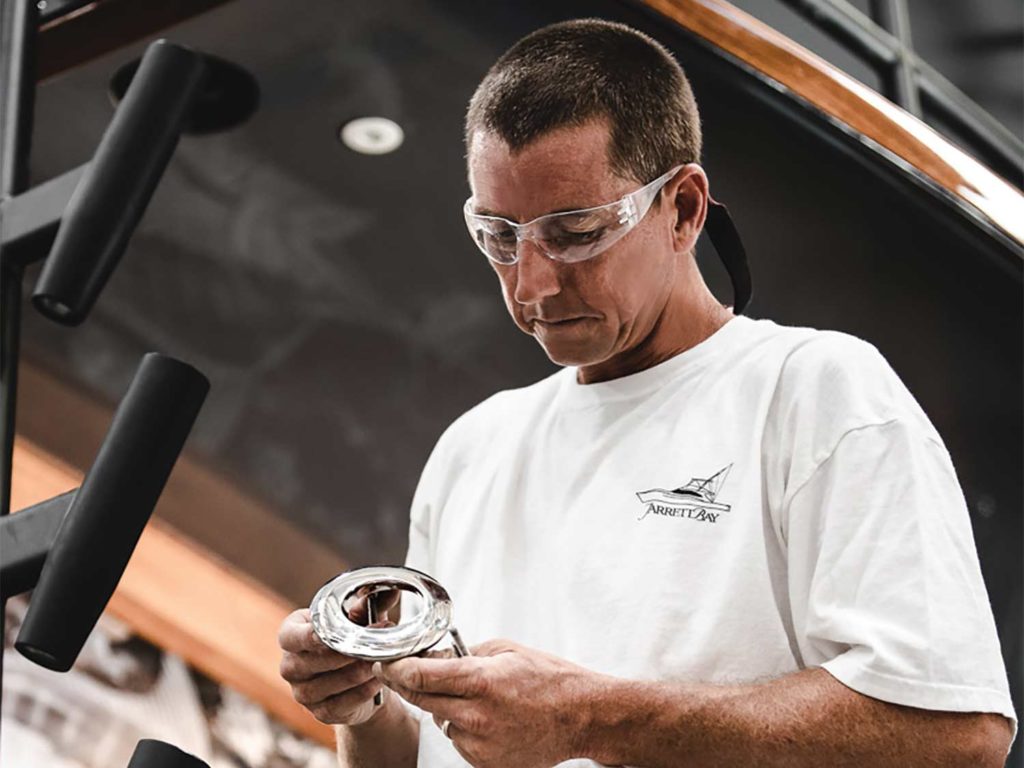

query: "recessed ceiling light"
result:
(339, 117), (404, 155)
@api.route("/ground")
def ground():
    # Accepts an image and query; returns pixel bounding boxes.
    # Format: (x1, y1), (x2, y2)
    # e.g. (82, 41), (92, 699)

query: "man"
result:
(278, 19), (1015, 767)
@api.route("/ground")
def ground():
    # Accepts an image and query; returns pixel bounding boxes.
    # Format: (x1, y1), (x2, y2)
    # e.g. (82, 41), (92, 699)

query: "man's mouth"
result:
(532, 316), (592, 329)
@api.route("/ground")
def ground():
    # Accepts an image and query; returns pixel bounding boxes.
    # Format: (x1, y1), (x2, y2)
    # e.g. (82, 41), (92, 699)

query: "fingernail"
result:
(371, 661), (383, 679)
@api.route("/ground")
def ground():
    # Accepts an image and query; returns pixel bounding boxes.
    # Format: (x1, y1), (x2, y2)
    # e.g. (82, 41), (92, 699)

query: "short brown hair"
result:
(465, 18), (702, 185)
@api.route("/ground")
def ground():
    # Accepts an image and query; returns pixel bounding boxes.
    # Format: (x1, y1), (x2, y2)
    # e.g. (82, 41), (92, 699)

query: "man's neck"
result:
(576, 293), (734, 385)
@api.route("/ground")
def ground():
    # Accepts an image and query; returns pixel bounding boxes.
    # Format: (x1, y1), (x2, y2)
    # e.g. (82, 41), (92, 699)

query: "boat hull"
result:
(635, 489), (731, 512)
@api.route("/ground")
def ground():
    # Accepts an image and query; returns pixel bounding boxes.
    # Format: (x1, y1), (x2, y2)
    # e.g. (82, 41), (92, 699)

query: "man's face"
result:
(467, 121), (683, 379)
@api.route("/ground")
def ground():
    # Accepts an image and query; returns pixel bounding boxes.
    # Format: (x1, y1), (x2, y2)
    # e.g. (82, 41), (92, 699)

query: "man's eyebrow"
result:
(472, 206), (507, 218)
(471, 204), (596, 220)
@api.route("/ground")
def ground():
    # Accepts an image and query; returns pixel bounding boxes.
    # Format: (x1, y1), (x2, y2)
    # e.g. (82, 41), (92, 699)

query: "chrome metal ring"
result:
(309, 565), (455, 661)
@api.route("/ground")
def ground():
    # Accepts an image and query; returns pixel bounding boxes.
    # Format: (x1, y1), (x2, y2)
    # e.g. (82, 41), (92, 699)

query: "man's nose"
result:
(513, 239), (560, 305)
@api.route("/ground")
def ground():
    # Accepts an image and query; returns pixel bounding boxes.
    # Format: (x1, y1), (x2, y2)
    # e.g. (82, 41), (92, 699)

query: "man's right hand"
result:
(277, 607), (384, 726)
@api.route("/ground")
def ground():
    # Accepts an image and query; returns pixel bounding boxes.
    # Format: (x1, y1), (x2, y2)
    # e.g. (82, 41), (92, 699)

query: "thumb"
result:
(470, 638), (520, 657)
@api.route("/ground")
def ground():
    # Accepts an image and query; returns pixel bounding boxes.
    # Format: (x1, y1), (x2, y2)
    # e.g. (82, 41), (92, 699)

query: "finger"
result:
(419, 647), (456, 660)
(345, 593), (371, 625)
(431, 713), (478, 743)
(375, 656), (483, 696)
(374, 588), (402, 614)
(278, 608), (328, 653)
(448, 729), (486, 766)
(280, 647), (362, 682)
(345, 589), (402, 625)
(449, 737), (474, 765)
(433, 713), (463, 742)
(388, 685), (467, 720)
(469, 638), (519, 657)
(432, 713), (458, 733)
(307, 677), (383, 725)
(290, 661), (376, 707)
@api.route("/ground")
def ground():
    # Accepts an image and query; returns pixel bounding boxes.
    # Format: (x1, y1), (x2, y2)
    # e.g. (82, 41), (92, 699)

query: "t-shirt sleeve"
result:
(403, 433), (448, 576)
(404, 473), (433, 576)
(403, 409), (468, 577)
(785, 417), (1016, 733)
(403, 396), (494, 575)
(765, 332), (1016, 741)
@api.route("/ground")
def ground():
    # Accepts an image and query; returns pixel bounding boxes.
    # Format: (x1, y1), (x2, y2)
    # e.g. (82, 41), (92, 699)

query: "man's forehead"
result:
(468, 122), (612, 172)
(467, 124), (631, 217)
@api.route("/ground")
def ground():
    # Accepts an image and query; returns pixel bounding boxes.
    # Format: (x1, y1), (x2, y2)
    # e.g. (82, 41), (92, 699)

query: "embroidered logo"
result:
(635, 464), (733, 524)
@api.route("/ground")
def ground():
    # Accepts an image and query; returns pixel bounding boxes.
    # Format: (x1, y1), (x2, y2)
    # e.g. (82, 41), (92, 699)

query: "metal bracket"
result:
(0, 165), (87, 269)
(0, 488), (76, 600)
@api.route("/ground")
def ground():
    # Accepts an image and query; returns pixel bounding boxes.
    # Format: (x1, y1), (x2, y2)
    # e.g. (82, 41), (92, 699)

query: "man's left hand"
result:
(374, 639), (600, 768)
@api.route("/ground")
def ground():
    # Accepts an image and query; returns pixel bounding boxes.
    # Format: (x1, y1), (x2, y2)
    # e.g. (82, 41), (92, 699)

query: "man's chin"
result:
(534, 338), (608, 368)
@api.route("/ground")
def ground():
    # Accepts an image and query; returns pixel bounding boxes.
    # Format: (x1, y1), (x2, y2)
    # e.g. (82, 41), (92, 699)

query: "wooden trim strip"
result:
(36, 0), (234, 81)
(640, 0), (1024, 245)
(10, 437), (336, 748)
(16, 361), (348, 607)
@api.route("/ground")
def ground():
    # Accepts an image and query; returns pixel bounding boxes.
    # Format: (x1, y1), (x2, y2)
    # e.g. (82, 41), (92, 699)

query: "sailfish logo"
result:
(635, 464), (733, 523)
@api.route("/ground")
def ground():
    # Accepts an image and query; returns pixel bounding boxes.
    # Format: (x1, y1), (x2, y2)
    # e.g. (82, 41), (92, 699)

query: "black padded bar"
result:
(15, 353), (209, 671)
(31, 39), (207, 325)
(127, 739), (210, 768)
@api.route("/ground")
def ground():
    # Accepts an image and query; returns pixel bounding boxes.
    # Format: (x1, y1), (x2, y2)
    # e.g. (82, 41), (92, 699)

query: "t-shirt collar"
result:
(555, 314), (753, 408)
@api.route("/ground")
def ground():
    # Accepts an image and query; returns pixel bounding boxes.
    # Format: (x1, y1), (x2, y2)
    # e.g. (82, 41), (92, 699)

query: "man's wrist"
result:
(334, 693), (418, 768)
(576, 675), (720, 765)
(355, 693), (409, 729)
(333, 696), (417, 768)
(574, 674), (650, 764)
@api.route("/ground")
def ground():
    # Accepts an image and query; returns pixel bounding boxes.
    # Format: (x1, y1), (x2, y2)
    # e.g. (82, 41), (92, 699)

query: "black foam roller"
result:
(127, 739), (210, 768)
(15, 353), (209, 671)
(32, 39), (207, 325)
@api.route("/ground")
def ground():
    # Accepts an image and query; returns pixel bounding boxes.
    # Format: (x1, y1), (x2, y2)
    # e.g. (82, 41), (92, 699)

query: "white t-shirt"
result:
(403, 315), (1015, 766)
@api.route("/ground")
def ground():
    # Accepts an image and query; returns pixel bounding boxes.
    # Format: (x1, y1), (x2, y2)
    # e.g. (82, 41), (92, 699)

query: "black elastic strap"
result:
(704, 199), (753, 315)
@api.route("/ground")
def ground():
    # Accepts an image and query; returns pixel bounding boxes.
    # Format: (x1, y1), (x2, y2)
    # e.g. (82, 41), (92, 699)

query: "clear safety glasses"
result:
(463, 165), (684, 266)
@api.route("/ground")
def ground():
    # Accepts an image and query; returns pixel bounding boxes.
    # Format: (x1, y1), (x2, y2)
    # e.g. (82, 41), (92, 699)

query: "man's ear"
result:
(668, 163), (709, 254)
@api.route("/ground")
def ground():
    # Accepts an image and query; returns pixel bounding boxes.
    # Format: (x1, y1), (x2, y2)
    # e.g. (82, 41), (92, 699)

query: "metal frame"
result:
(779, 0), (1023, 183)
(0, 0), (41, 720)
(0, 4), (217, 757)
(1, 0), (37, 516)
(0, 490), (76, 600)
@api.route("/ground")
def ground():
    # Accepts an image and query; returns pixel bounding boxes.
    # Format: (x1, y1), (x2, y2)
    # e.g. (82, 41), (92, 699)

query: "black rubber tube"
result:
(15, 353), (208, 671)
(126, 739), (210, 768)
(32, 39), (207, 325)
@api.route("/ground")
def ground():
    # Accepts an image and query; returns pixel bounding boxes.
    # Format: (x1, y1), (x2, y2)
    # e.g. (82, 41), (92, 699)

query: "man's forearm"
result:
(335, 693), (418, 768)
(579, 667), (1011, 768)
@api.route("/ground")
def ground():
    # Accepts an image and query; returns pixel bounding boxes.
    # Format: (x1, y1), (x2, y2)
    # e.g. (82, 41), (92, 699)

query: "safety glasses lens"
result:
(469, 220), (518, 264)
(467, 209), (629, 265)
(535, 210), (628, 262)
